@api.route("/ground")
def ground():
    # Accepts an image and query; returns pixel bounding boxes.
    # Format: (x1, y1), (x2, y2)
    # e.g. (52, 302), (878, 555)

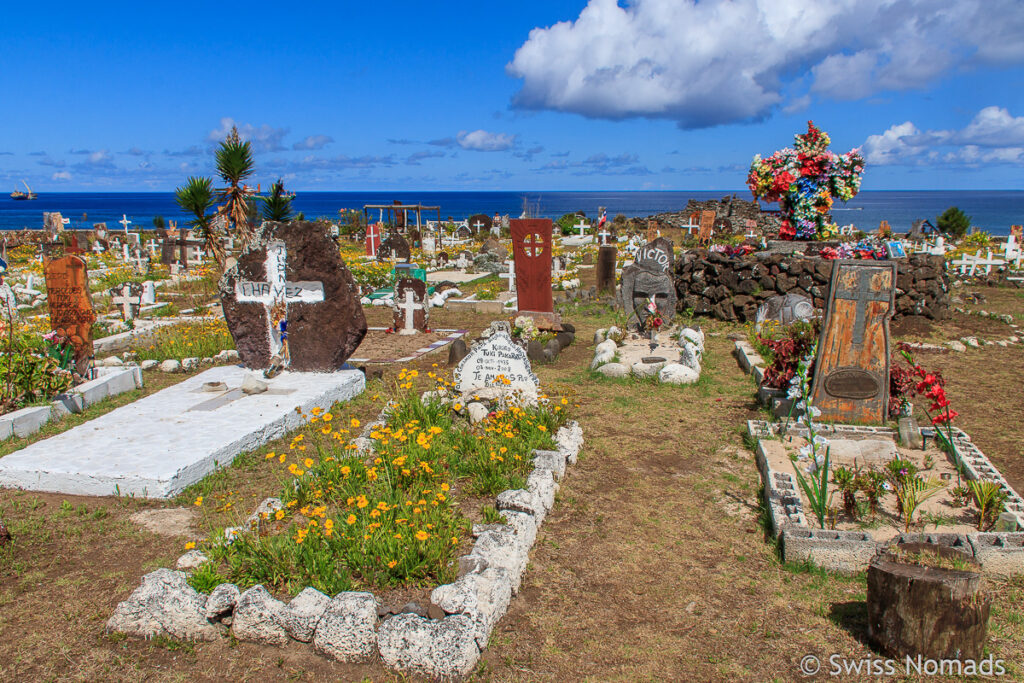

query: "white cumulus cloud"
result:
(208, 117), (289, 152)
(507, 0), (1024, 128)
(456, 130), (517, 152)
(863, 107), (1024, 166)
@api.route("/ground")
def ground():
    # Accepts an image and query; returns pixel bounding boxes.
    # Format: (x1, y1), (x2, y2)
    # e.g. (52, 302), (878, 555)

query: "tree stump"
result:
(867, 543), (989, 660)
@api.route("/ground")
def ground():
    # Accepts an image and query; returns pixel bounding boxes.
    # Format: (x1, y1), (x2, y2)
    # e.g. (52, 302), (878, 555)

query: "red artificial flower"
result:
(932, 410), (959, 425)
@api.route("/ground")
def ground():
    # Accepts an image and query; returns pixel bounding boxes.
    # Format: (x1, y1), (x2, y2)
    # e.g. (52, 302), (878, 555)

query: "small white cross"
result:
(119, 214), (132, 232)
(397, 289), (424, 335)
(745, 229), (758, 240)
(574, 219), (589, 236)
(473, 219), (485, 233)
(234, 240), (326, 359)
(597, 227), (611, 245)
(500, 260), (516, 292)
(111, 284), (140, 320)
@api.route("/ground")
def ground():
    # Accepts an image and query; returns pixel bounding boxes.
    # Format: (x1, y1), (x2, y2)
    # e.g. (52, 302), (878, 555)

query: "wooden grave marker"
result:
(511, 218), (559, 329)
(697, 210), (715, 245)
(809, 260), (897, 424)
(44, 255), (95, 374)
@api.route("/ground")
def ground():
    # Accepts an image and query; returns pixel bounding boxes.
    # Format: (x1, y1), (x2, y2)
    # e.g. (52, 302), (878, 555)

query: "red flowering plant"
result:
(758, 320), (819, 389)
(897, 344), (959, 452)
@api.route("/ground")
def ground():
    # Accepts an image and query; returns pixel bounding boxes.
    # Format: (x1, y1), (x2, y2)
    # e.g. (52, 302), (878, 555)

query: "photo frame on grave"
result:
(886, 241), (907, 259)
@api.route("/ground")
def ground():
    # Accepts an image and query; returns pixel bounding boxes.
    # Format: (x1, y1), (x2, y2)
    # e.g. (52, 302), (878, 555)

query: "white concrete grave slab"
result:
(0, 365), (364, 498)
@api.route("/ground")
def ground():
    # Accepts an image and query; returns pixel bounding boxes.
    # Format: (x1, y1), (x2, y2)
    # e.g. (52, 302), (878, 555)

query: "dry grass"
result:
(0, 287), (1022, 681)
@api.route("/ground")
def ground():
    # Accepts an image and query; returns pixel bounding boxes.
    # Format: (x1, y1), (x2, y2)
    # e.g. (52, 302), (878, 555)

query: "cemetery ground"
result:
(1, 289), (1024, 680)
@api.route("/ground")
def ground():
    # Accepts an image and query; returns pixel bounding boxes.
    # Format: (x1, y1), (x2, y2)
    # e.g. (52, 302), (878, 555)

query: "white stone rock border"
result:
(749, 419), (1024, 577)
(109, 410), (583, 679)
(0, 366), (143, 441)
(592, 326), (704, 385)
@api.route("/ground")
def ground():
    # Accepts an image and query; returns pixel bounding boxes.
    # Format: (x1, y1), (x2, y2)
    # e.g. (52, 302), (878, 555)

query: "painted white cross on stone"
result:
(366, 223), (380, 257)
(234, 240), (326, 361)
(574, 219), (589, 236)
(397, 289), (424, 336)
(597, 227), (611, 245)
(111, 284), (141, 320)
(119, 214), (132, 233)
(473, 219), (485, 233)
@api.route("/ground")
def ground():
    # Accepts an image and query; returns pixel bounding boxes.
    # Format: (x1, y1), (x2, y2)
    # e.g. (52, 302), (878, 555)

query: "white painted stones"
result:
(378, 613), (481, 679)
(312, 591), (380, 661)
(233, 585), (289, 645)
(279, 587), (331, 643)
(591, 326), (704, 385)
(106, 568), (221, 641)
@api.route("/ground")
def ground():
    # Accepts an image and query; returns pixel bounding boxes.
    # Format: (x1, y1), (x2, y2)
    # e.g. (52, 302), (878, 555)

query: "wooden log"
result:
(867, 543), (990, 660)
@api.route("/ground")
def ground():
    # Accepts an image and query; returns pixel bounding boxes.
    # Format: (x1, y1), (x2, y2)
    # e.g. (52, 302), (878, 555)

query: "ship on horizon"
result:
(10, 180), (37, 200)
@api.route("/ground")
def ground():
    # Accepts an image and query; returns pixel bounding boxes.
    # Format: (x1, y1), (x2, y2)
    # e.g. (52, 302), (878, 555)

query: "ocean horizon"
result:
(2, 190), (1021, 236)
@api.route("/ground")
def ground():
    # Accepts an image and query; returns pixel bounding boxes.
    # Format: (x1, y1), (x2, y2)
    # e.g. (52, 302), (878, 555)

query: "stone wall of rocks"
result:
(673, 251), (950, 323)
(645, 195), (781, 234)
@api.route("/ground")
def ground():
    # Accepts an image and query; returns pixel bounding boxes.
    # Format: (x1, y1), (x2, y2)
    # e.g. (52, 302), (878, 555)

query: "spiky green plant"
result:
(174, 176), (219, 261)
(261, 178), (293, 221)
(215, 126), (256, 246)
(968, 480), (1008, 531)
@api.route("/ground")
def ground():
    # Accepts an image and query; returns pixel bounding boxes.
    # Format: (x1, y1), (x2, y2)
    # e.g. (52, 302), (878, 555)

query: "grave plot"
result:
(107, 350), (583, 679)
(739, 276), (1024, 576)
(347, 328), (468, 364)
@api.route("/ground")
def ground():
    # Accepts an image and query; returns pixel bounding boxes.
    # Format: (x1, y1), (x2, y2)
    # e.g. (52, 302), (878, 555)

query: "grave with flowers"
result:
(738, 261), (1024, 576)
(106, 344), (584, 679)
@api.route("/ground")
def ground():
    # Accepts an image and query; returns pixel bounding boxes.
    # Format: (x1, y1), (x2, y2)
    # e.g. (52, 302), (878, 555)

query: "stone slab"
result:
(426, 270), (492, 285)
(0, 365), (364, 498)
(73, 367), (143, 408)
(0, 406), (52, 439)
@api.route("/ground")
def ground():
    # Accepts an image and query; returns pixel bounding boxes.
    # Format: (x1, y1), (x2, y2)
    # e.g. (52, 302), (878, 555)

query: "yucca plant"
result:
(896, 476), (945, 532)
(174, 176), (222, 264)
(215, 126), (256, 246)
(261, 178), (293, 221)
(968, 480), (1008, 531)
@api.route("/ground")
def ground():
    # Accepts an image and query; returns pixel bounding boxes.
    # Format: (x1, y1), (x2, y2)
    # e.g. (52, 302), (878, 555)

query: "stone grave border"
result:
(749, 419), (1024, 577)
(110, 404), (583, 679)
(0, 366), (142, 442)
(348, 328), (468, 364)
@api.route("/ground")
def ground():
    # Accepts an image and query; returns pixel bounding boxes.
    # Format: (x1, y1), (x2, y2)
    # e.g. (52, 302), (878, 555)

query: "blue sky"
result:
(2, 0), (1023, 192)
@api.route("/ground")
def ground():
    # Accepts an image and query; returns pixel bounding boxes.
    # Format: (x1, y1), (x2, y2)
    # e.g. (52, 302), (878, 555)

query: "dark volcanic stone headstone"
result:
(618, 264), (677, 330)
(481, 238), (501, 254)
(636, 237), (674, 273)
(377, 232), (411, 263)
(44, 255), (95, 375)
(392, 277), (428, 333)
(219, 220), (367, 372)
(596, 245), (617, 295)
(447, 338), (469, 366)
(527, 339), (545, 362)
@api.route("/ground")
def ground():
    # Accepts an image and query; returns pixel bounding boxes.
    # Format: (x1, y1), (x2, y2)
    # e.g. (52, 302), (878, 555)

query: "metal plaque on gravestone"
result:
(636, 237), (674, 273)
(511, 218), (556, 322)
(809, 260), (896, 424)
(596, 245), (617, 295)
(453, 328), (539, 397)
(392, 277), (428, 335)
(377, 232), (411, 263)
(109, 282), (143, 321)
(44, 255), (95, 374)
(618, 264), (676, 330)
(467, 214), (492, 236)
(220, 220), (367, 372)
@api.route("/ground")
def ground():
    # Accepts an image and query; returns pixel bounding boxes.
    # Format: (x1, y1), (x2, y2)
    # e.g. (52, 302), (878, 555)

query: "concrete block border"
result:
(108, 408), (584, 679)
(0, 367), (143, 439)
(750, 419), (1024, 577)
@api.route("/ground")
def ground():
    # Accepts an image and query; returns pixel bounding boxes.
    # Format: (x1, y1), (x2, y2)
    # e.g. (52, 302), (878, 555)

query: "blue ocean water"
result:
(1, 190), (1021, 235)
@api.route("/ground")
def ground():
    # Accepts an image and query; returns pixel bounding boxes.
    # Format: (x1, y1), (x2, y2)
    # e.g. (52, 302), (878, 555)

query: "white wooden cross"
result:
(597, 227), (611, 245)
(971, 250), (1005, 275)
(119, 214), (132, 233)
(145, 239), (158, 257)
(744, 228), (758, 240)
(396, 289), (424, 336)
(122, 243), (131, 262)
(234, 240), (326, 359)
(574, 218), (589, 237)
(92, 241), (105, 254)
(499, 260), (516, 292)
(111, 284), (140, 320)
(473, 219), (485, 233)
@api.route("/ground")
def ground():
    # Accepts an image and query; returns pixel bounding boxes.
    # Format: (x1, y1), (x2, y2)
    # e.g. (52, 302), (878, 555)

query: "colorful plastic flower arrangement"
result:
(817, 240), (887, 260)
(747, 121), (865, 241)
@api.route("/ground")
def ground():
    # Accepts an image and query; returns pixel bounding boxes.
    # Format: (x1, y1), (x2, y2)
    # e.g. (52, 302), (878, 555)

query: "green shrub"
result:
(936, 207), (971, 238)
